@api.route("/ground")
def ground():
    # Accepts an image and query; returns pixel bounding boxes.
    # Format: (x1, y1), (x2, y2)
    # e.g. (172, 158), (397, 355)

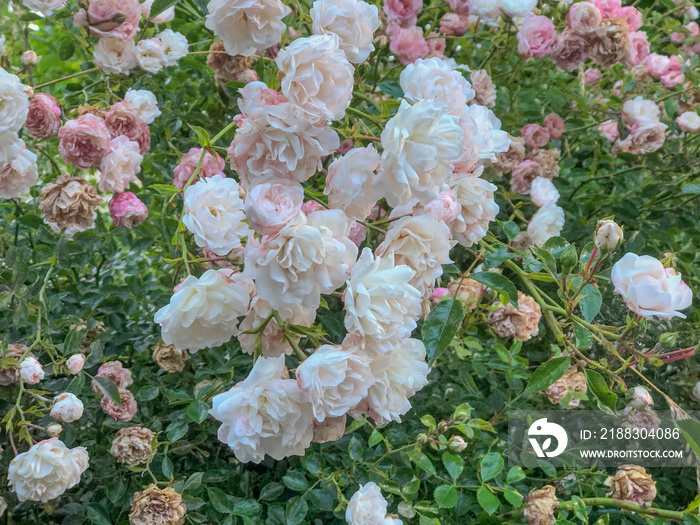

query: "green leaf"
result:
(285, 496), (308, 525)
(107, 479), (126, 505)
(480, 452), (504, 482)
(368, 429), (383, 447)
(348, 436), (363, 461)
(208, 487), (231, 513)
(183, 472), (203, 493)
(476, 486), (500, 515)
(188, 124), (211, 146)
(408, 450), (437, 476)
(503, 489), (523, 508)
(682, 184), (700, 194)
(502, 221), (520, 240)
(233, 500), (261, 517)
(442, 452), (464, 480)
(573, 324), (593, 350)
(585, 370), (617, 410)
(377, 81), (403, 98)
(525, 357), (571, 393)
(139, 385), (159, 401)
(471, 272), (519, 306)
(149, 183), (181, 196)
(92, 376), (121, 406)
(149, 0), (180, 20)
(579, 284), (602, 322)
(166, 420), (189, 442)
(676, 419), (700, 458)
(572, 496), (589, 523)
(87, 503), (112, 525)
(283, 471), (309, 492)
(162, 456), (173, 479)
(259, 483), (285, 501)
(434, 485), (459, 508)
(187, 400), (210, 424)
(422, 299), (464, 365)
(506, 466), (526, 484)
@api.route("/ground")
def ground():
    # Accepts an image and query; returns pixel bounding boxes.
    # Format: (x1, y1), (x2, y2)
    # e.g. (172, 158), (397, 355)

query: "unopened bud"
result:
(21, 50), (39, 66)
(659, 332), (678, 347)
(449, 435), (467, 452)
(594, 220), (623, 250)
(47, 423), (63, 436)
(416, 433), (428, 445)
(629, 386), (653, 409)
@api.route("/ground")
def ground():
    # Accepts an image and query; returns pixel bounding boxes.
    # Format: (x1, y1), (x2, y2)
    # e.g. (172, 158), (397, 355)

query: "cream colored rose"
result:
(324, 146), (381, 221)
(93, 37), (137, 75)
(19, 356), (44, 384)
(527, 204), (564, 247)
(311, 0), (381, 63)
(244, 181), (304, 236)
(400, 57), (475, 112)
(530, 177), (560, 207)
(134, 39), (166, 73)
(524, 485), (558, 525)
(605, 465), (656, 508)
(0, 68), (29, 133)
(449, 172), (499, 248)
(110, 425), (155, 466)
(50, 393), (84, 423)
(123, 89), (161, 124)
(346, 482), (397, 525)
(0, 147), (38, 199)
(156, 29), (188, 66)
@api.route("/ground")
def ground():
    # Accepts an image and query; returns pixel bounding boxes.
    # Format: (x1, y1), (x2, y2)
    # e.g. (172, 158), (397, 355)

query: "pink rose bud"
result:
(25, 93), (61, 139)
(73, 0), (142, 41)
(235, 68), (258, 84)
(104, 103), (150, 154)
(50, 392), (84, 423)
(66, 354), (85, 374)
(660, 70), (686, 89)
(449, 435), (468, 452)
(21, 50), (39, 66)
(599, 120), (620, 142)
(591, 0), (621, 18)
(544, 113), (565, 140)
(20, 357), (44, 384)
(521, 123), (551, 149)
(348, 221), (367, 247)
(677, 111), (700, 133)
(670, 31), (686, 44)
(46, 423), (63, 436)
(584, 68), (603, 84)
(668, 55), (685, 72)
(109, 192), (148, 228)
(629, 386), (654, 409)
(383, 0), (423, 26)
(432, 287), (451, 305)
(173, 147), (225, 189)
(58, 114), (111, 169)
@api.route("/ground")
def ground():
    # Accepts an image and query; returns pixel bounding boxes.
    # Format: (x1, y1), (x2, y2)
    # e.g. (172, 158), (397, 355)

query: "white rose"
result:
(244, 181), (303, 236)
(344, 248), (422, 351)
(93, 37), (137, 76)
(677, 111), (700, 133)
(50, 393), (84, 423)
(324, 146), (381, 221)
(22, 0), (66, 15)
(449, 172), (499, 248)
(622, 96), (660, 126)
(123, 89), (161, 124)
(210, 355), (314, 463)
(500, 0), (536, 17)
(377, 214), (454, 291)
(183, 174), (250, 256)
(378, 99), (463, 207)
(310, 0), (381, 63)
(0, 147), (38, 200)
(456, 103), (510, 162)
(629, 386), (653, 409)
(205, 0), (291, 57)
(276, 34), (355, 122)
(527, 204), (565, 247)
(239, 295), (316, 357)
(9, 438), (88, 502)
(99, 136), (142, 193)
(154, 269), (254, 352)
(361, 338), (430, 424)
(0, 132), (22, 163)
(400, 57), (475, 112)
(595, 219), (623, 250)
(156, 29), (188, 66)
(611, 253), (693, 319)
(468, 0), (502, 23)
(19, 357), (44, 384)
(134, 38), (166, 73)
(0, 68), (29, 133)
(346, 482), (399, 525)
(297, 344), (374, 422)
(530, 177), (560, 207)
(243, 209), (357, 309)
(230, 88), (339, 187)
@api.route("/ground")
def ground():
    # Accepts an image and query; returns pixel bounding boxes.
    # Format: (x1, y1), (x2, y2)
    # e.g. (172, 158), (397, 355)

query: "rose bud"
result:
(594, 220), (623, 250)
(66, 354), (85, 374)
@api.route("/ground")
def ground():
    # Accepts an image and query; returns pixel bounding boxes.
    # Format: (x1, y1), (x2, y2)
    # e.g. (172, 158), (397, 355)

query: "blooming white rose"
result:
(324, 146), (381, 221)
(93, 37), (137, 75)
(22, 0), (66, 15)
(244, 209), (357, 309)
(154, 269), (254, 352)
(0, 147), (38, 199)
(0, 68), (29, 133)
(677, 111), (700, 133)
(19, 356), (44, 384)
(346, 482), (401, 525)
(527, 204), (565, 247)
(296, 343), (374, 422)
(344, 248), (422, 351)
(449, 172), (499, 248)
(156, 29), (188, 67)
(310, 0), (381, 63)
(378, 99), (463, 207)
(244, 181), (303, 236)
(457, 103), (510, 162)
(134, 39), (166, 73)
(123, 89), (161, 124)
(99, 136), (142, 193)
(9, 438), (88, 502)
(361, 338), (430, 424)
(500, 0), (537, 17)
(0, 131), (23, 163)
(377, 214), (454, 291)
(468, 0), (502, 23)
(50, 393), (84, 423)
(530, 177), (560, 207)
(276, 34), (355, 122)
(611, 253), (693, 319)
(400, 57), (475, 112)
(210, 355), (314, 463)
(183, 174), (250, 256)
(622, 96), (660, 126)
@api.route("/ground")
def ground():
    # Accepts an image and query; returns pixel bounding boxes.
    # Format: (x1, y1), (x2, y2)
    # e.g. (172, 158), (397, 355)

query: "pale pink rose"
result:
(58, 114), (111, 169)
(439, 13), (469, 36)
(584, 68), (603, 84)
(66, 354), (85, 374)
(551, 30), (589, 72)
(517, 15), (557, 59)
(629, 119), (667, 153)
(660, 70), (686, 89)
(544, 113), (565, 140)
(447, 0), (470, 15)
(25, 94), (61, 139)
(300, 200), (326, 214)
(104, 103), (150, 154)
(388, 24), (429, 65)
(431, 287), (451, 304)
(337, 139), (354, 154)
(383, 0), (423, 26)
(133, 39), (166, 73)
(73, 0), (141, 41)
(618, 6), (642, 31)
(677, 111), (700, 132)
(173, 147), (225, 189)
(348, 221), (367, 246)
(244, 182), (303, 236)
(622, 97), (659, 126)
(99, 136), (142, 193)
(101, 389), (137, 422)
(109, 192), (148, 228)
(424, 191), (460, 223)
(591, 0), (621, 18)
(92, 361), (133, 392)
(511, 159), (543, 195)
(645, 53), (670, 78)
(670, 31), (687, 44)
(427, 33), (446, 58)
(521, 123), (550, 149)
(622, 31), (650, 68)
(686, 22), (700, 37)
(19, 357), (44, 384)
(530, 177), (560, 207)
(668, 55), (685, 71)
(599, 120), (619, 142)
(567, 2), (603, 35)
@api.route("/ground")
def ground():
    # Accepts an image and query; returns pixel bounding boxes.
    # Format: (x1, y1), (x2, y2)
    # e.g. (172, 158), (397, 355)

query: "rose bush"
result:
(0, 0), (699, 523)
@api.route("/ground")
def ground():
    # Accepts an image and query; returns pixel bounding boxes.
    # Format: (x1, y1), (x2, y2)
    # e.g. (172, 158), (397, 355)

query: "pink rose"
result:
(109, 192), (148, 228)
(348, 221), (367, 247)
(25, 94), (61, 139)
(388, 24), (429, 64)
(383, 0), (422, 26)
(612, 80), (623, 97)
(629, 119), (667, 153)
(424, 191), (460, 222)
(622, 31), (650, 67)
(645, 53), (670, 78)
(92, 361), (133, 392)
(66, 354), (85, 374)
(432, 287), (451, 304)
(567, 2), (603, 35)
(244, 182), (303, 236)
(599, 120), (619, 142)
(517, 15), (557, 59)
(104, 103), (150, 154)
(58, 114), (111, 169)
(618, 6), (643, 31)
(73, 0), (141, 40)
(584, 68), (603, 84)
(439, 13), (470, 36)
(521, 123), (550, 149)
(668, 55), (686, 72)
(20, 357), (44, 384)
(173, 147), (225, 189)
(447, 0), (470, 15)
(511, 160), (543, 195)
(677, 111), (700, 132)
(670, 31), (686, 44)
(591, 0), (621, 18)
(101, 389), (138, 422)
(551, 30), (589, 72)
(427, 33), (446, 58)
(544, 113), (565, 140)
(337, 139), (354, 155)
(300, 200), (326, 214)
(660, 70), (686, 89)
